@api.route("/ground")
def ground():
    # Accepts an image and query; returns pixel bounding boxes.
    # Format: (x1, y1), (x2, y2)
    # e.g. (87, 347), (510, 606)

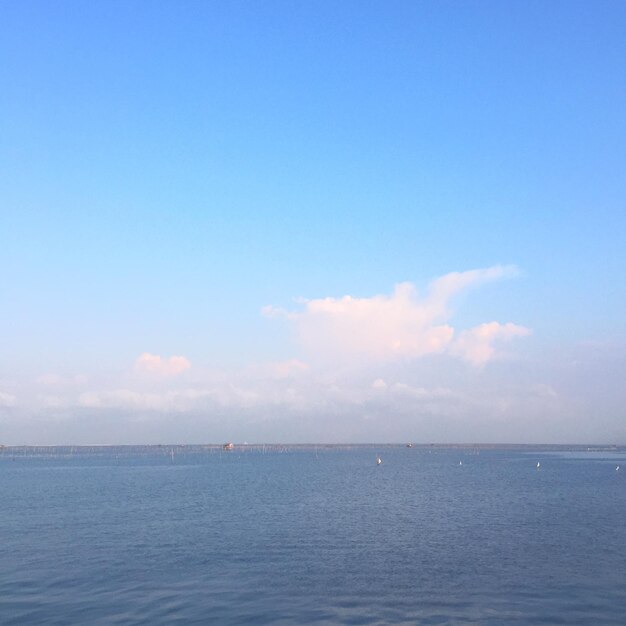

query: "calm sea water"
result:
(1, 445), (625, 625)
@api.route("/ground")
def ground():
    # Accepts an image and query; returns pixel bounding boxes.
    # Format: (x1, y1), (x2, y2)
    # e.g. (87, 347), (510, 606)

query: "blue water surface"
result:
(1, 445), (625, 625)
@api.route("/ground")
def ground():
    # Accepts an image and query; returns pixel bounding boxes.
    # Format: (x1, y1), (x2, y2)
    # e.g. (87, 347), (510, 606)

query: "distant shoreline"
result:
(1, 443), (624, 452)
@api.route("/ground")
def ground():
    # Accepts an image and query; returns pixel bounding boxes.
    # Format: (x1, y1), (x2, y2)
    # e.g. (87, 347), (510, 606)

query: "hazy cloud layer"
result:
(2, 345), (625, 444)
(3, 269), (623, 445)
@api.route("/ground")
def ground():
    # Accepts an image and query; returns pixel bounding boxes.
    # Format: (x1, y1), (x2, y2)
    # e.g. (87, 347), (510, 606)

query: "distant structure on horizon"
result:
(223, 442), (234, 451)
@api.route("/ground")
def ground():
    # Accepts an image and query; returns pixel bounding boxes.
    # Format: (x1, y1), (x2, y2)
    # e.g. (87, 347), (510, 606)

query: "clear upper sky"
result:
(1, 1), (625, 444)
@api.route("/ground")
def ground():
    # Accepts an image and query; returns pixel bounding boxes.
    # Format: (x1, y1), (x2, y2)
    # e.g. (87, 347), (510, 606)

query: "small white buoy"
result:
(459, 461), (463, 466)
(536, 462), (541, 469)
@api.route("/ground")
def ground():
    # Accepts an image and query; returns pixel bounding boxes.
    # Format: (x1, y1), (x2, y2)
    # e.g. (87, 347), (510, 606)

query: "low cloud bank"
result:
(15, 267), (623, 444)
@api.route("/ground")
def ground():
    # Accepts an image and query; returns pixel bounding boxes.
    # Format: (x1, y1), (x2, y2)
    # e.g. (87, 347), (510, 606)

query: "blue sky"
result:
(1, 1), (625, 444)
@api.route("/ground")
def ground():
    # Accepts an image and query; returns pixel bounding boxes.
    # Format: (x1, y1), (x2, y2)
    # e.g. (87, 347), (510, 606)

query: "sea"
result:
(1, 444), (625, 625)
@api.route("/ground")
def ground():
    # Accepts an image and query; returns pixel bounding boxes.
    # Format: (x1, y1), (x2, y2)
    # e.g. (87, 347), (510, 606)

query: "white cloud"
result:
(0, 391), (17, 407)
(260, 305), (297, 320)
(451, 322), (532, 366)
(270, 359), (308, 379)
(426, 265), (519, 308)
(263, 266), (529, 367)
(134, 353), (191, 377)
(391, 383), (457, 399)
